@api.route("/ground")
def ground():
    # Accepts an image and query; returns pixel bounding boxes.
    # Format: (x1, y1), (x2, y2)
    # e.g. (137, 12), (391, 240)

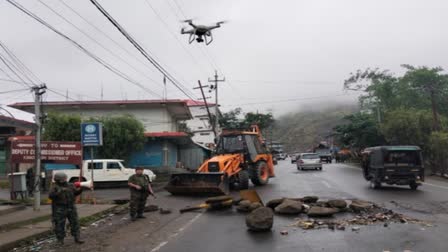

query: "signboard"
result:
(10, 141), (82, 165)
(81, 122), (103, 146)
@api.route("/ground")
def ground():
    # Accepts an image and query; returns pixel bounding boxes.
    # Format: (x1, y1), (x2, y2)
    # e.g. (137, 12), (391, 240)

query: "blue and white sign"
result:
(81, 122), (103, 146)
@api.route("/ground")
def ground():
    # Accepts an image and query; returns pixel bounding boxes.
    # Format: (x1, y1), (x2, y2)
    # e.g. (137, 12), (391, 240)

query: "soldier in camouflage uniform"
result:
(49, 172), (84, 245)
(128, 167), (154, 221)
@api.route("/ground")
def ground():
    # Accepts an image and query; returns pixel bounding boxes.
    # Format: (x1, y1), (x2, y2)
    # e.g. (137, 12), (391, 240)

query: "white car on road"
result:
(296, 153), (322, 171)
(54, 159), (156, 186)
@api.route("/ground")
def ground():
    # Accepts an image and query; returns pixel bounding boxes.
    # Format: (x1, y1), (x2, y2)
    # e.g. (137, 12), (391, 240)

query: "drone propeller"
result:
(181, 19), (193, 23)
(216, 20), (228, 25)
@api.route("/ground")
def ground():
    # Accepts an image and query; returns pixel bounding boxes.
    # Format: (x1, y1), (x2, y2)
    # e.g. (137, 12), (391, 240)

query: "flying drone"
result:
(180, 19), (225, 45)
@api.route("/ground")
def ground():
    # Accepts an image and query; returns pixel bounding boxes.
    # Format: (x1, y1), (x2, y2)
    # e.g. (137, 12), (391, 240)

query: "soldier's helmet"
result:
(53, 172), (68, 183)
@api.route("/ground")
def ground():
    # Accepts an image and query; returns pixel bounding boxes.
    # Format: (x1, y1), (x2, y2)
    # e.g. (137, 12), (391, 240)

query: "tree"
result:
(429, 131), (448, 175)
(43, 112), (82, 141)
(380, 108), (435, 148)
(333, 112), (384, 150)
(43, 113), (145, 160)
(243, 112), (274, 131)
(88, 115), (145, 160)
(219, 108), (274, 131)
(219, 108), (243, 129)
(400, 65), (448, 130)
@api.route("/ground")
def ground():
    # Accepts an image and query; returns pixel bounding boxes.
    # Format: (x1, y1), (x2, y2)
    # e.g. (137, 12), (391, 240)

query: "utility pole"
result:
(208, 70), (225, 133)
(194, 81), (216, 137)
(32, 84), (46, 211)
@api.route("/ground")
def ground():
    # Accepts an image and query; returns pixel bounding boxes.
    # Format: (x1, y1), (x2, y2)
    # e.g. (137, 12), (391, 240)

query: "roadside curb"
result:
(0, 204), (121, 252)
(0, 204), (26, 216)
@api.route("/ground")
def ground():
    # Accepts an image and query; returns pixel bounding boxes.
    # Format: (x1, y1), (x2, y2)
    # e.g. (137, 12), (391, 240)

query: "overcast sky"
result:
(1, 0), (447, 117)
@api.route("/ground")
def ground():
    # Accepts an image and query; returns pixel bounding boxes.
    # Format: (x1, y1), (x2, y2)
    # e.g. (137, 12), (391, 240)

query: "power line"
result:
(0, 88), (30, 94)
(89, 0), (196, 99)
(37, 0), (162, 90)
(0, 41), (41, 84)
(7, 0), (162, 98)
(0, 52), (30, 87)
(142, 0), (210, 76)
(59, 0), (163, 78)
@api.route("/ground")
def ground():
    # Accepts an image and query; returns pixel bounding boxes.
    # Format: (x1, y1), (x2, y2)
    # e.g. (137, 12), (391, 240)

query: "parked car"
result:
(296, 153), (322, 171)
(275, 153), (287, 160)
(53, 159), (156, 187)
(290, 153), (300, 163)
(361, 146), (424, 190)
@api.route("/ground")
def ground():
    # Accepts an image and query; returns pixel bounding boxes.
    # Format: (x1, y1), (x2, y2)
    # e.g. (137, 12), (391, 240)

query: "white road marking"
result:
(178, 213), (202, 232)
(322, 181), (332, 188)
(151, 213), (202, 252)
(423, 182), (448, 190)
(151, 241), (168, 252)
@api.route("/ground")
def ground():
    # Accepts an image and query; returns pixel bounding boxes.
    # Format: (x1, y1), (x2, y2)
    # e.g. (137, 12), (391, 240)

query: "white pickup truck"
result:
(55, 159), (156, 186)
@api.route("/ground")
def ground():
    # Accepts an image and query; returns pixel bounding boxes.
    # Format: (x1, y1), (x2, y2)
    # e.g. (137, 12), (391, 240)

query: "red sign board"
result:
(11, 141), (82, 166)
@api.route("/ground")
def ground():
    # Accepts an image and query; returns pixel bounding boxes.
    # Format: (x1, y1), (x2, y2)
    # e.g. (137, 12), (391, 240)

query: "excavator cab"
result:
(165, 125), (275, 196)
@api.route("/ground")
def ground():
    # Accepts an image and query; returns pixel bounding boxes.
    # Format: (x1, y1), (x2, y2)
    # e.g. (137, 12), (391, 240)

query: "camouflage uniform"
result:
(49, 181), (82, 243)
(128, 174), (150, 219)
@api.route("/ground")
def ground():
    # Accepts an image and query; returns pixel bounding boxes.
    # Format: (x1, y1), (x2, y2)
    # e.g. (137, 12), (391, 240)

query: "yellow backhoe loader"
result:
(165, 125), (275, 195)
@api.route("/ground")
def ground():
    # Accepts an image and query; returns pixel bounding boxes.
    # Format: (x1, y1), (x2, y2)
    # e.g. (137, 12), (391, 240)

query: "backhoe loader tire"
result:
(238, 170), (250, 190)
(250, 161), (269, 186)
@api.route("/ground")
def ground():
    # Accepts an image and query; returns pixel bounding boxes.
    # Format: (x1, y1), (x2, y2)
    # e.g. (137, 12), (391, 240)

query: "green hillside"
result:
(273, 104), (359, 153)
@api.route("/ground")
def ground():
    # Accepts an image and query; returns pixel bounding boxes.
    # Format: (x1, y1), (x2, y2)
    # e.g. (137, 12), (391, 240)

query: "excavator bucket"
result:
(164, 172), (229, 196)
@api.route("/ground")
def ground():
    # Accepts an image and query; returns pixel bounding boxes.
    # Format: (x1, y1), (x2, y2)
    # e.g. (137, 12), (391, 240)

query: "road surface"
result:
(14, 160), (448, 252)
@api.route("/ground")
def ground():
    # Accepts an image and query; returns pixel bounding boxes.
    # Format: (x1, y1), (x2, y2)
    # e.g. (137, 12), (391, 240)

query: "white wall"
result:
(49, 106), (177, 132)
(185, 105), (217, 147)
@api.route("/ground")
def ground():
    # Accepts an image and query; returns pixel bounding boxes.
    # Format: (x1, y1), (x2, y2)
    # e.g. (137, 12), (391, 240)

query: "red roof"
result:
(10, 99), (188, 107)
(144, 132), (188, 138)
(184, 99), (215, 107)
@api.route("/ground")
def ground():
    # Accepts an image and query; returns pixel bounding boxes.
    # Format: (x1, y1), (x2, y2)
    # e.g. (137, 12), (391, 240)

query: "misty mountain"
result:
(273, 103), (359, 153)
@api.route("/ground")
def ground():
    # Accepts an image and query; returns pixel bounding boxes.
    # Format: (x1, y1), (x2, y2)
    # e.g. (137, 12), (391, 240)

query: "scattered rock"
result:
(266, 198), (285, 209)
(280, 230), (289, 235)
(249, 202), (262, 211)
(159, 208), (172, 214)
(246, 207), (274, 232)
(327, 199), (347, 209)
(350, 200), (373, 212)
(297, 220), (315, 229)
(205, 195), (233, 204)
(314, 201), (329, 207)
(144, 205), (159, 212)
(336, 225), (346, 231)
(302, 196), (319, 204)
(237, 200), (252, 212)
(352, 226), (360, 232)
(275, 199), (303, 214)
(384, 222), (389, 227)
(307, 206), (339, 217)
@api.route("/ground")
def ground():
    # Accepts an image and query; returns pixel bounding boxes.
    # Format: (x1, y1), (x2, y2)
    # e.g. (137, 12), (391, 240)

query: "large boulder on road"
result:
(266, 198), (285, 209)
(302, 196), (319, 204)
(327, 199), (347, 209)
(249, 202), (263, 211)
(236, 200), (252, 212)
(307, 206), (339, 217)
(350, 200), (373, 212)
(274, 199), (303, 214)
(246, 207), (274, 232)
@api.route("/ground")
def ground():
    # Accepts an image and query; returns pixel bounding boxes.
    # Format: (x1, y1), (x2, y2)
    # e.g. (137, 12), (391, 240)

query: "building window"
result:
(198, 126), (204, 129)
(200, 132), (211, 136)
(200, 118), (208, 121)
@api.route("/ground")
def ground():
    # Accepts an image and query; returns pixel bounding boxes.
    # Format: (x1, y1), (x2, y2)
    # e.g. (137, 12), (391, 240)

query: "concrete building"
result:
(10, 99), (206, 173)
(0, 115), (36, 176)
(184, 100), (219, 150)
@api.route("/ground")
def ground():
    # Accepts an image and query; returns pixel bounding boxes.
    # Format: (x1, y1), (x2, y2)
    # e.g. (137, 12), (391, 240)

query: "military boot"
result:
(74, 235), (85, 244)
(56, 238), (64, 246)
